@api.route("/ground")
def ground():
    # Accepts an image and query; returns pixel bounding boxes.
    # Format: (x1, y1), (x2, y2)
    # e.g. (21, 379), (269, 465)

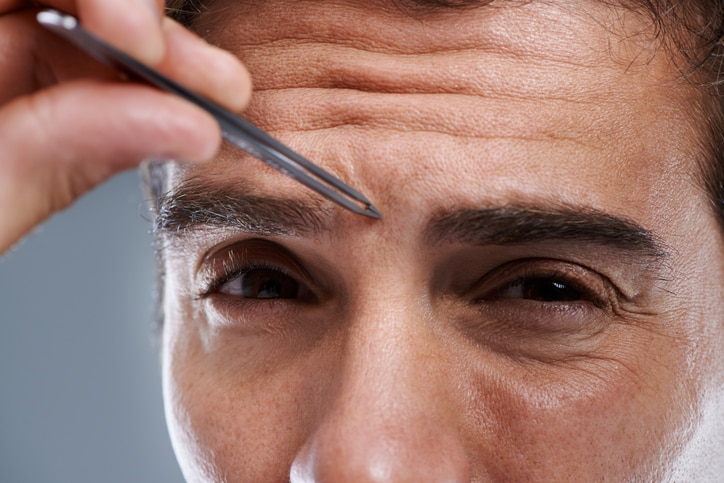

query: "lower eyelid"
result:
(468, 261), (613, 308)
(200, 262), (302, 299)
(203, 294), (307, 328)
(489, 279), (607, 308)
(464, 299), (610, 337)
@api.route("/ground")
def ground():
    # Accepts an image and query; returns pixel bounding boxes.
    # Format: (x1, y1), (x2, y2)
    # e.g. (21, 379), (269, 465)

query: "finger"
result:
(1, 12), (250, 113)
(74, 0), (166, 64)
(0, 0), (166, 65)
(156, 17), (253, 112)
(0, 80), (220, 252)
(0, 11), (117, 103)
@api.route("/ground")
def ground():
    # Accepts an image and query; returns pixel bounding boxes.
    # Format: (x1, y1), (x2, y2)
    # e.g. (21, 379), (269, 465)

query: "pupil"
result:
(523, 278), (581, 302)
(258, 279), (281, 298)
(240, 269), (299, 299)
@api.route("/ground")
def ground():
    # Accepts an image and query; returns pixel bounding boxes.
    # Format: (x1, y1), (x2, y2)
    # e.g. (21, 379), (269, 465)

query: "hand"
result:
(0, 0), (251, 253)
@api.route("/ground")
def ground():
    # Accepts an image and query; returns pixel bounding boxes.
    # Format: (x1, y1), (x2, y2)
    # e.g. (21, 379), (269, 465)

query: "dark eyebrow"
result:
(154, 178), (669, 263)
(153, 178), (332, 237)
(393, 0), (492, 10)
(425, 206), (669, 261)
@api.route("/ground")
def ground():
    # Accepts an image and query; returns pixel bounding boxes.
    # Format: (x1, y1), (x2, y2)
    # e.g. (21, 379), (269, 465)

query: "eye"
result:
(445, 257), (626, 360)
(454, 260), (617, 358)
(472, 259), (611, 309)
(494, 277), (585, 302)
(218, 266), (306, 300)
(197, 239), (320, 306)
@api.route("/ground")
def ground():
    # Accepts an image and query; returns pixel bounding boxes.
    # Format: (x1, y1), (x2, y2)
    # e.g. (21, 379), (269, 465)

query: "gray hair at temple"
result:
(158, 0), (724, 229)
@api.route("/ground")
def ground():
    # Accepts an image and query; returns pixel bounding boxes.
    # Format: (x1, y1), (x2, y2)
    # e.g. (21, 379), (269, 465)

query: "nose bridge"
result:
(335, 250), (435, 389)
(337, 263), (442, 421)
(289, 271), (471, 482)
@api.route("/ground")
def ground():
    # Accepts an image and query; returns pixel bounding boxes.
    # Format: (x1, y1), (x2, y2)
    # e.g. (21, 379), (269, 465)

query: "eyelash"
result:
(483, 268), (609, 308)
(198, 261), (291, 299)
(459, 264), (621, 339)
(196, 239), (322, 312)
(197, 240), (619, 336)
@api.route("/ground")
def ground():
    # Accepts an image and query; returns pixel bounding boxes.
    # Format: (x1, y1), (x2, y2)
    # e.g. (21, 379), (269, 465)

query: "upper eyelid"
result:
(489, 275), (607, 307)
(198, 261), (295, 299)
(467, 259), (616, 305)
(198, 244), (630, 306)
(196, 240), (320, 299)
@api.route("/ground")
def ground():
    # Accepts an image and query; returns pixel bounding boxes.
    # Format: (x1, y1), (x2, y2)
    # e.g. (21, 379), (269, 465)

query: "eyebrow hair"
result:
(425, 206), (669, 261)
(154, 179), (669, 262)
(153, 178), (332, 237)
(392, 0), (493, 10)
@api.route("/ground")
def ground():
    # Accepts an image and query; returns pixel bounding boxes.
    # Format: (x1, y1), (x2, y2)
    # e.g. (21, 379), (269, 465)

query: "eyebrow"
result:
(393, 0), (493, 12)
(154, 180), (669, 262)
(425, 206), (669, 261)
(154, 178), (332, 237)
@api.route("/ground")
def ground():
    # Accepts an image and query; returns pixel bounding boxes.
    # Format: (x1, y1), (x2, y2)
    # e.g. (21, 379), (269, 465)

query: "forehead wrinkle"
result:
(247, 91), (603, 154)
(213, 0), (662, 72)
(232, 11), (623, 90)
(154, 177), (333, 237)
(222, 3), (677, 151)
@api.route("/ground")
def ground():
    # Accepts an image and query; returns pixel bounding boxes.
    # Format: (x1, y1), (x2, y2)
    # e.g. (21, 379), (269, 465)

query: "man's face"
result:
(157, 1), (724, 480)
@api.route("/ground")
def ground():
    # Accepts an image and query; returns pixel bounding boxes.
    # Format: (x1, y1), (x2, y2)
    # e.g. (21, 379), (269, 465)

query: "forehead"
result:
(201, 0), (679, 101)
(166, 0), (706, 235)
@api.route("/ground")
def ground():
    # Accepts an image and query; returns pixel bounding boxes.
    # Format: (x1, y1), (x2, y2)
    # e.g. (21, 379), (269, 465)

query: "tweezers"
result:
(37, 9), (382, 219)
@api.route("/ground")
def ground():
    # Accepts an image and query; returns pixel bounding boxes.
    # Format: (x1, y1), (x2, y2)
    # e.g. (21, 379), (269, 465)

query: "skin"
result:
(154, 0), (724, 481)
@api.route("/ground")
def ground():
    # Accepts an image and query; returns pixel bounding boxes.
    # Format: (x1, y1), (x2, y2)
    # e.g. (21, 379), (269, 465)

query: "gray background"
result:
(0, 171), (184, 482)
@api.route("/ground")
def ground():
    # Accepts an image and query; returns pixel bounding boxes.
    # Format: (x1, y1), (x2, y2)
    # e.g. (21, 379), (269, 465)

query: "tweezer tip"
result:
(364, 204), (383, 219)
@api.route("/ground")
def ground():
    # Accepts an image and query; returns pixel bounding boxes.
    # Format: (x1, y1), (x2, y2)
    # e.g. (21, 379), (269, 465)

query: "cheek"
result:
(161, 316), (323, 482)
(455, 325), (697, 481)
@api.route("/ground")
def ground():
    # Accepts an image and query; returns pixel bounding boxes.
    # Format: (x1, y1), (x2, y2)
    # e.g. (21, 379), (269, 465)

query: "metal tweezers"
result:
(37, 9), (382, 219)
